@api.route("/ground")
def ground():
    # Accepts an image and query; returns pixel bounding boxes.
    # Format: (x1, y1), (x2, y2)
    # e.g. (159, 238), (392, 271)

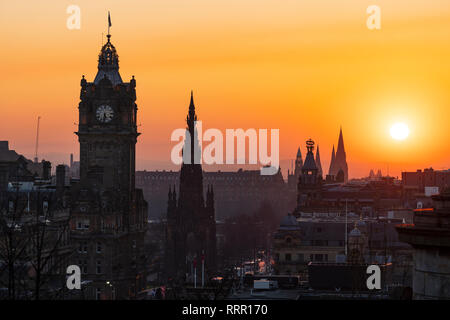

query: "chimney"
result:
(42, 161), (51, 180)
(0, 141), (9, 152)
(70, 154), (73, 168)
(56, 165), (65, 193)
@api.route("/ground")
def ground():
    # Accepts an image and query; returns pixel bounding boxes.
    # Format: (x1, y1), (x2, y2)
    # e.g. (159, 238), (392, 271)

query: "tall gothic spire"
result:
(333, 126), (348, 182)
(328, 145), (335, 176)
(184, 90), (201, 165)
(315, 144), (323, 177)
(187, 90), (197, 134)
(336, 126), (346, 158)
(178, 90), (204, 210)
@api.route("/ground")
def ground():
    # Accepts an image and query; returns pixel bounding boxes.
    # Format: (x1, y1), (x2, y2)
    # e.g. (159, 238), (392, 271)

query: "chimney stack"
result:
(0, 141), (9, 152)
(42, 161), (51, 180)
(56, 165), (65, 193)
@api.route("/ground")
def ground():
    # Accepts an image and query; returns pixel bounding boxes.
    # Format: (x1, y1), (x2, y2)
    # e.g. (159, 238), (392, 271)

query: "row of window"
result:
(76, 218), (125, 231)
(8, 200), (49, 213)
(78, 241), (103, 254)
(278, 253), (329, 262)
(77, 259), (103, 274)
(285, 238), (345, 247)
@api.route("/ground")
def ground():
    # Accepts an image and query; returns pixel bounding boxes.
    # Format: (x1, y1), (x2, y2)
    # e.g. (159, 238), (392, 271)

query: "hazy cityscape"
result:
(1, 1), (450, 306)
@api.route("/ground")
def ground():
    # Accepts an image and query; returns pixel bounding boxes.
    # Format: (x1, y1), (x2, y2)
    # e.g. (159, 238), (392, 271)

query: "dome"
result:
(94, 34), (123, 85)
(279, 213), (300, 230)
(98, 35), (119, 68)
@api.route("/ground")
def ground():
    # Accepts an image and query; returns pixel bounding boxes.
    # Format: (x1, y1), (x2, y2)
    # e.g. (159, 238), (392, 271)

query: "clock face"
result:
(96, 105), (114, 123)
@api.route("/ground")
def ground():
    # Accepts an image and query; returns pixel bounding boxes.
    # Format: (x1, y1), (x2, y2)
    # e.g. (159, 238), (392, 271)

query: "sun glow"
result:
(390, 122), (410, 141)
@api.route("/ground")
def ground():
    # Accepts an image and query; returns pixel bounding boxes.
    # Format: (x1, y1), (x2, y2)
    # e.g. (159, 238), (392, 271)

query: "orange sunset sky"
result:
(1, 0), (450, 178)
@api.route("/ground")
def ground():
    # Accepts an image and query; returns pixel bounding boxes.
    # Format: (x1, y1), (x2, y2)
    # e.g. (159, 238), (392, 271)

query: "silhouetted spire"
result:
(336, 126), (346, 158)
(328, 145), (335, 176)
(333, 126), (348, 182)
(183, 90), (202, 165)
(188, 90), (197, 127)
(294, 147), (303, 176)
(178, 91), (205, 208)
(315, 144), (323, 177)
(190, 90), (194, 108)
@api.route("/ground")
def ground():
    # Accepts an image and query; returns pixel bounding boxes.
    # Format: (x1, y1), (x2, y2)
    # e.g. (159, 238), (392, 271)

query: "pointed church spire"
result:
(315, 144), (323, 177)
(190, 90), (194, 109)
(294, 147), (303, 176)
(336, 126), (346, 156)
(333, 127), (348, 182)
(184, 90), (201, 165)
(328, 145), (335, 176)
(187, 90), (197, 130)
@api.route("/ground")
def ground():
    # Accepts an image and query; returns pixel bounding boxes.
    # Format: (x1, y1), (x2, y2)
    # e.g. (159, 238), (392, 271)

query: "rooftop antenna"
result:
(34, 116), (41, 163)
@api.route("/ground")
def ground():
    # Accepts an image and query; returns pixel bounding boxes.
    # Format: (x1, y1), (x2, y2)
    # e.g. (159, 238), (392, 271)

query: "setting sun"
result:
(390, 122), (410, 141)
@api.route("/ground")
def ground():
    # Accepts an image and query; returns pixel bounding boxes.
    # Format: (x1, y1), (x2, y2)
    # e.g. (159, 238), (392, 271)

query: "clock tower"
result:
(77, 33), (138, 196)
(70, 29), (147, 300)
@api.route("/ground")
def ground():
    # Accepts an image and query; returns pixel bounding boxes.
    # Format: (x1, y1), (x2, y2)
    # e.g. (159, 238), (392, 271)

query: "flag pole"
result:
(194, 258), (197, 289)
(201, 254), (205, 287)
(107, 11), (110, 35)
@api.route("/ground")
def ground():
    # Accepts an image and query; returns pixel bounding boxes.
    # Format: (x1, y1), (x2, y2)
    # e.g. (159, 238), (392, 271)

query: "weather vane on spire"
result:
(107, 11), (112, 36)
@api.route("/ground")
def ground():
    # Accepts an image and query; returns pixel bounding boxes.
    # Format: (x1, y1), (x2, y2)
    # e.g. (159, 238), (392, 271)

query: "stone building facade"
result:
(396, 188), (450, 299)
(69, 30), (148, 300)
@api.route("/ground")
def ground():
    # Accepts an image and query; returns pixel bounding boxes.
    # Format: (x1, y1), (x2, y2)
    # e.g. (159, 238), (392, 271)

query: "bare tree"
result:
(0, 184), (32, 299)
(0, 188), (72, 300)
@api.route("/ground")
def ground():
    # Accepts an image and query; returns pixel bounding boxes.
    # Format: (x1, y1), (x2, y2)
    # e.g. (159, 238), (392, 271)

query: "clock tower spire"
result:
(71, 22), (147, 299)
